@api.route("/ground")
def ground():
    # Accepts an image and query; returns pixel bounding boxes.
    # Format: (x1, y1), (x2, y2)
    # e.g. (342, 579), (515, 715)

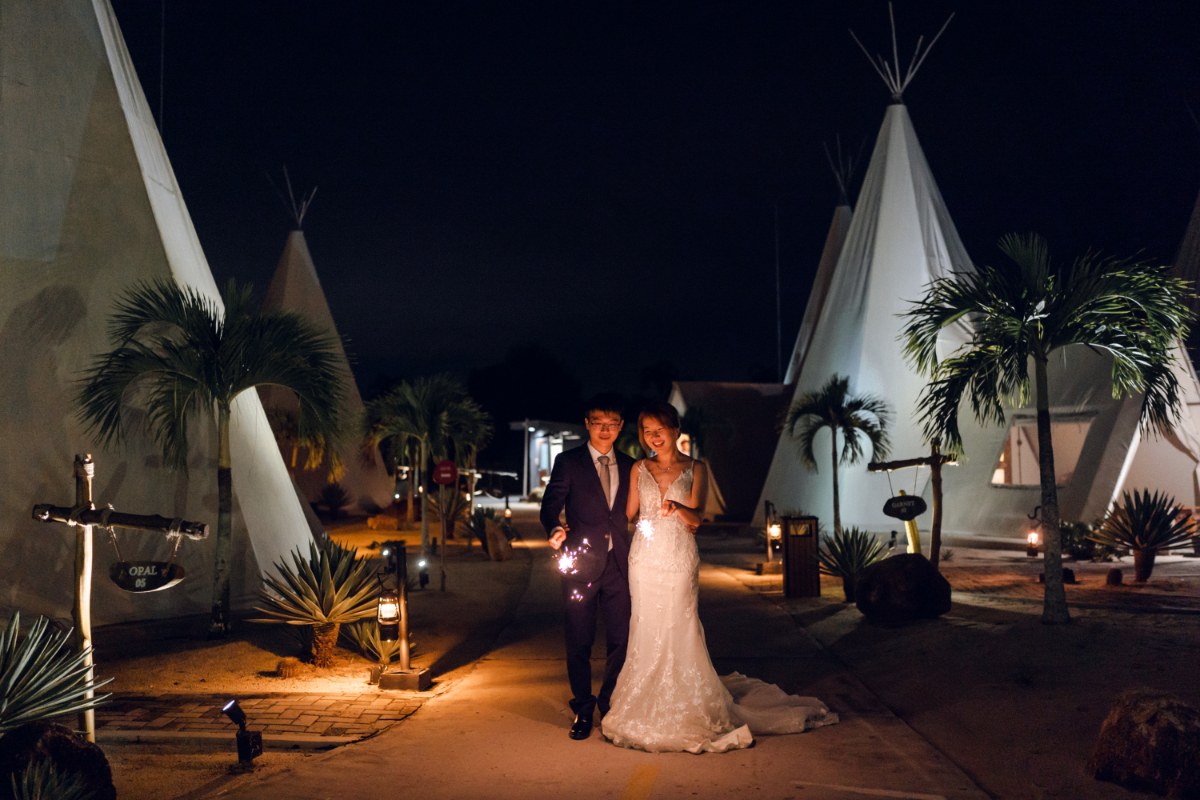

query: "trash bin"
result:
(783, 516), (820, 598)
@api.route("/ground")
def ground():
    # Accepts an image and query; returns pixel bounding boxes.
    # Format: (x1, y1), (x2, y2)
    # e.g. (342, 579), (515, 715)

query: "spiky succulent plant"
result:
(1089, 489), (1196, 581)
(250, 539), (378, 667)
(340, 620), (415, 666)
(9, 758), (91, 800)
(815, 527), (888, 602)
(0, 612), (111, 735)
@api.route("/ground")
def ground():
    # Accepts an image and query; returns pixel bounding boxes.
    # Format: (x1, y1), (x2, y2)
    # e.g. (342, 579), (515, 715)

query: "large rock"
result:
(486, 520), (514, 562)
(0, 721), (116, 800)
(855, 553), (951, 624)
(1088, 689), (1200, 797)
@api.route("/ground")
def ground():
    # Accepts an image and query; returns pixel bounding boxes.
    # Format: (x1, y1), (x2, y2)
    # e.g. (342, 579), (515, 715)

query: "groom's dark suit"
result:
(540, 443), (634, 721)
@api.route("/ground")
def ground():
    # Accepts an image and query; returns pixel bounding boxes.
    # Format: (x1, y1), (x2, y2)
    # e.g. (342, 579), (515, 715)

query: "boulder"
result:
(0, 721), (116, 800)
(855, 554), (951, 624)
(367, 514), (400, 530)
(1088, 689), (1200, 797)
(485, 520), (514, 562)
(1106, 568), (1123, 586)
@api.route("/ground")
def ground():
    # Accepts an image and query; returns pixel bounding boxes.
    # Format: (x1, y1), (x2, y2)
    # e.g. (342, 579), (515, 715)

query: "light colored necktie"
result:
(598, 455), (612, 507)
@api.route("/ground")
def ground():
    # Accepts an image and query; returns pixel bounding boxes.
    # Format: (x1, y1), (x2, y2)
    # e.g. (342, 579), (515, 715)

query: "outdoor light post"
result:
(763, 500), (781, 563)
(1027, 506), (1042, 557)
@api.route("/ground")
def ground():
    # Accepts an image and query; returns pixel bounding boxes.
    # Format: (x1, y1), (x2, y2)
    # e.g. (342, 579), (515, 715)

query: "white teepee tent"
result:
(0, 0), (313, 624)
(258, 230), (394, 512)
(784, 204), (852, 385)
(757, 20), (1200, 540)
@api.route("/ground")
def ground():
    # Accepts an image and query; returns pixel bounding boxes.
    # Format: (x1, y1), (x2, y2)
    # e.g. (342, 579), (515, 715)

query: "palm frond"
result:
(782, 374), (891, 470)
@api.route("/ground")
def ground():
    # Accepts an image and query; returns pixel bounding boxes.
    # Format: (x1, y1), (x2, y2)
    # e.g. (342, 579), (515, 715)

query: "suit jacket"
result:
(540, 444), (634, 583)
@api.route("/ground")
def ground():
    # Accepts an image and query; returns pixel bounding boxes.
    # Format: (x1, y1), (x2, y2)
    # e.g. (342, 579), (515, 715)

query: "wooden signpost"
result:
(431, 459), (458, 592)
(868, 441), (956, 569)
(31, 454), (208, 741)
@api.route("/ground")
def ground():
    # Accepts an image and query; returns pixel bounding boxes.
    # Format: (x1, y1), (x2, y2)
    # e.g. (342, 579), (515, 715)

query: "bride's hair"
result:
(638, 401), (681, 457)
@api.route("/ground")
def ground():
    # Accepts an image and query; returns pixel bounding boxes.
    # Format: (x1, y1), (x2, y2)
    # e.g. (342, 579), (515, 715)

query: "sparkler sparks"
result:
(636, 518), (655, 541)
(555, 540), (590, 575)
(570, 589), (584, 602)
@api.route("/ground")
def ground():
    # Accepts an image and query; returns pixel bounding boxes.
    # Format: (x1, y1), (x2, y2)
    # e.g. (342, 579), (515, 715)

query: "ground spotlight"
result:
(222, 699), (262, 764)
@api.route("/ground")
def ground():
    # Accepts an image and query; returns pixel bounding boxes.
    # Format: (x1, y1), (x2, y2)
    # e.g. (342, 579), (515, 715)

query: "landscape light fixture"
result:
(1026, 506), (1042, 557)
(378, 588), (400, 642)
(504, 494), (512, 518)
(222, 699), (262, 764)
(417, 557), (429, 589)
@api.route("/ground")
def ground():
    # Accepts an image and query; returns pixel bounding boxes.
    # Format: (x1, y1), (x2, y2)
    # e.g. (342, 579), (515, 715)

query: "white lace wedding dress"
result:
(600, 462), (838, 753)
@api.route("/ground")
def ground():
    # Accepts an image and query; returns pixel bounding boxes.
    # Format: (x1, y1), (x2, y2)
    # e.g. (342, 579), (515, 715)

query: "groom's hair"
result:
(583, 393), (625, 420)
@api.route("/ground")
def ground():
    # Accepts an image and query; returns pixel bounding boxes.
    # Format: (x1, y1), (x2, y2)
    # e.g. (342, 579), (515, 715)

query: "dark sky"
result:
(112, 1), (1200, 400)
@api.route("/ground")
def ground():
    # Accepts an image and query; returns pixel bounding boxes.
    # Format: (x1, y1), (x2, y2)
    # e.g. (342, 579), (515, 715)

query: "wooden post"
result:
(438, 484), (447, 592)
(73, 455), (95, 742)
(868, 446), (957, 570)
(929, 441), (945, 569)
(398, 545), (410, 671)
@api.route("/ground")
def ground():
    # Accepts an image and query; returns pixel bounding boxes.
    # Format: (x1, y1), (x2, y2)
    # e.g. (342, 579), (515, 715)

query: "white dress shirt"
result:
(553, 443), (619, 552)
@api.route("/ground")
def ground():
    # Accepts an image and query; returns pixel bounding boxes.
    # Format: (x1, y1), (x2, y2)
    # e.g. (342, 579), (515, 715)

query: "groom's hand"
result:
(549, 526), (568, 550)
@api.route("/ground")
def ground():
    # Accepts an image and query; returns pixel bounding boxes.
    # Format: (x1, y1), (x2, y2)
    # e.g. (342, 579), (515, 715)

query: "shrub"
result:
(319, 482), (352, 519)
(1089, 490), (1196, 582)
(341, 620), (416, 665)
(1059, 520), (1118, 562)
(0, 613), (111, 736)
(815, 527), (887, 602)
(250, 539), (378, 667)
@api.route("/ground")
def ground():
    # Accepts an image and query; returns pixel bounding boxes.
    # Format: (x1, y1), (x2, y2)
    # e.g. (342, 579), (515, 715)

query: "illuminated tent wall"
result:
(258, 230), (394, 513)
(784, 203), (852, 385)
(0, 0), (313, 624)
(755, 99), (1200, 540)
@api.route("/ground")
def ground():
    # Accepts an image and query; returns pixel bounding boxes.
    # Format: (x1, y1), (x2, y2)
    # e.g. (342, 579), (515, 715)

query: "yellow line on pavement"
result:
(621, 763), (660, 800)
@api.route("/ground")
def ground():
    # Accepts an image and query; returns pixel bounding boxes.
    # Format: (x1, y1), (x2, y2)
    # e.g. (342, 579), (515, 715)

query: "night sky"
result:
(113, 1), (1200, 405)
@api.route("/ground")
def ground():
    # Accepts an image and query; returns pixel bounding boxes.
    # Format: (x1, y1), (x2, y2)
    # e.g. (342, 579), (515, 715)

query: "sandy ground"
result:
(96, 517), (533, 798)
(85, 516), (1200, 799)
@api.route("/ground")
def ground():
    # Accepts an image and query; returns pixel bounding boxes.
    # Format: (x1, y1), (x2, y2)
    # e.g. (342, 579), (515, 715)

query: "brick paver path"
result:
(97, 692), (425, 738)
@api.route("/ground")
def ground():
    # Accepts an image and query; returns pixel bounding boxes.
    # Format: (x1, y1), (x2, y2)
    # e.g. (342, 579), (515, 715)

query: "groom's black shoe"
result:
(569, 713), (593, 740)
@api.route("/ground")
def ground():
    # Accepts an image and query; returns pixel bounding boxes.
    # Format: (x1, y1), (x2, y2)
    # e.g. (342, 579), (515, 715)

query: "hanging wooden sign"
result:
(110, 561), (185, 593)
(883, 495), (927, 521)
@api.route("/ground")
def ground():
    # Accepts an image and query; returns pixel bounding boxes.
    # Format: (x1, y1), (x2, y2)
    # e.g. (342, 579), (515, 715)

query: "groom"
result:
(540, 394), (634, 740)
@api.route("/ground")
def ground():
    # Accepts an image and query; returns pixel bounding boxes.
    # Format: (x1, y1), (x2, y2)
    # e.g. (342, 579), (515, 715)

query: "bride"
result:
(600, 401), (838, 753)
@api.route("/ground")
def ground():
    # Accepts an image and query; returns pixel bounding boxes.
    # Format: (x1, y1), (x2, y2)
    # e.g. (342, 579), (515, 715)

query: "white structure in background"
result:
(512, 421), (587, 498)
(258, 229), (394, 513)
(757, 26), (1200, 540)
(0, 0), (313, 624)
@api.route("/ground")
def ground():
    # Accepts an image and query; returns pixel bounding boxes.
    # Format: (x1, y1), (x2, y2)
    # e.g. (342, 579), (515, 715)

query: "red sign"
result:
(432, 460), (458, 485)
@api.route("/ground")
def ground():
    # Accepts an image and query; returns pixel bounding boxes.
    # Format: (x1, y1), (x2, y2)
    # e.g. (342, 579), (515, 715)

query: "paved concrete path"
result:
(213, 542), (986, 800)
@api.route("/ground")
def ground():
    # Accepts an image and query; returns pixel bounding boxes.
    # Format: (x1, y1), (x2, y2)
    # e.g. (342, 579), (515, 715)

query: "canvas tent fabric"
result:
(0, 0), (313, 625)
(257, 230), (394, 513)
(668, 382), (789, 521)
(784, 204), (852, 385)
(756, 102), (1200, 540)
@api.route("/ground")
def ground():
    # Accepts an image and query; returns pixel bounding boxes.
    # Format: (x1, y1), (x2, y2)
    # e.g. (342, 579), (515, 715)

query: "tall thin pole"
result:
(774, 204), (782, 383)
(158, 0), (165, 138)
(73, 455), (95, 742)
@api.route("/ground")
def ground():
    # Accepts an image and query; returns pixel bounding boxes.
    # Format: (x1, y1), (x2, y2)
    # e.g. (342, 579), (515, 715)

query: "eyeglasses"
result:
(587, 421), (622, 431)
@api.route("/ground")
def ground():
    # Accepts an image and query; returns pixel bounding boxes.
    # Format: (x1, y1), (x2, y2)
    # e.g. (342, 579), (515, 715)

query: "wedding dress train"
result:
(600, 463), (837, 753)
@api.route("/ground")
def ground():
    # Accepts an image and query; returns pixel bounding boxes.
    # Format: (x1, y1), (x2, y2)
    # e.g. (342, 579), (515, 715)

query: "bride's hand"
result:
(661, 499), (677, 517)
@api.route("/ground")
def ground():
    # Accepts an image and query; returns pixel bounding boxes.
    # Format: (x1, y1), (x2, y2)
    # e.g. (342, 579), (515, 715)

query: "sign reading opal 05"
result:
(432, 460), (458, 486)
(110, 561), (186, 593)
(883, 495), (928, 521)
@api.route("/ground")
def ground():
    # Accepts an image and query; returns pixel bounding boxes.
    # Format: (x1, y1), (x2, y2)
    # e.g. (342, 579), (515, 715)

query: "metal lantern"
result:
(377, 588), (400, 642)
(1027, 530), (1040, 558)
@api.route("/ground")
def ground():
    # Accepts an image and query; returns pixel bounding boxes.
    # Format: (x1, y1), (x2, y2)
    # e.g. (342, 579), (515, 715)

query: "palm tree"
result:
(903, 233), (1192, 624)
(365, 375), (490, 555)
(265, 405), (342, 481)
(76, 278), (345, 636)
(781, 374), (891, 536)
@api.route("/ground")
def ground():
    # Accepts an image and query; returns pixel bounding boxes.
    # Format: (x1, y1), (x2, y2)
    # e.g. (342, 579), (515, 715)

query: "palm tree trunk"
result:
(420, 438), (430, 555)
(1035, 357), (1069, 624)
(311, 622), (340, 668)
(830, 427), (842, 536)
(210, 407), (233, 637)
(406, 446), (415, 526)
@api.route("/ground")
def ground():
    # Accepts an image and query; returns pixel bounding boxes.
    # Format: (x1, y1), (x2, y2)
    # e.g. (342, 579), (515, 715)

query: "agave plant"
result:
(250, 539), (378, 667)
(9, 759), (91, 800)
(1089, 489), (1196, 582)
(815, 527), (888, 602)
(0, 612), (111, 735)
(340, 620), (416, 666)
(463, 507), (497, 554)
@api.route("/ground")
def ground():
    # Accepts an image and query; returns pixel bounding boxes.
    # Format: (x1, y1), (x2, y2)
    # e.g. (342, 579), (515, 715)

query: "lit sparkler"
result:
(570, 589), (584, 602)
(556, 539), (591, 575)
(636, 518), (655, 541)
